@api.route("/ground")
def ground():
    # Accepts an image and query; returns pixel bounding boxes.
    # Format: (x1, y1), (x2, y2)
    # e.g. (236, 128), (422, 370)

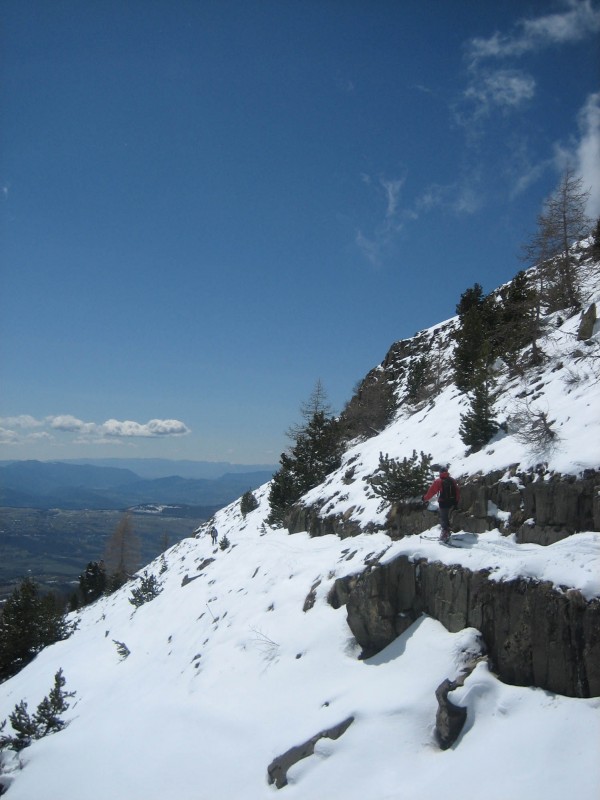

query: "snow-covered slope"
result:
(1, 256), (599, 799)
(0, 488), (598, 800)
(302, 256), (600, 533)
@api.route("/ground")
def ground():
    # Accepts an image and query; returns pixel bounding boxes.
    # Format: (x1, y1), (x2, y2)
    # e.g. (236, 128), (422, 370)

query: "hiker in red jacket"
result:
(423, 468), (460, 543)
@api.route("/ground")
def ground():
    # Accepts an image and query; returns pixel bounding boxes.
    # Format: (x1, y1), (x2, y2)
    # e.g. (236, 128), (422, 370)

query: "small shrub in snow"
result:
(0, 670), (75, 753)
(128, 571), (162, 608)
(367, 450), (433, 508)
(219, 535), (231, 551)
(113, 640), (131, 660)
(509, 399), (559, 457)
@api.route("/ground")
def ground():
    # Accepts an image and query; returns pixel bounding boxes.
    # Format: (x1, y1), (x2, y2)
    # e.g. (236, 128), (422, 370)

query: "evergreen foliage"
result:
(0, 578), (72, 682)
(367, 450), (433, 508)
(267, 383), (343, 527)
(495, 271), (539, 367)
(219, 534), (231, 550)
(128, 571), (162, 608)
(240, 490), (259, 517)
(452, 284), (494, 392)
(404, 355), (433, 404)
(0, 670), (75, 752)
(113, 640), (131, 660)
(459, 374), (499, 453)
(78, 560), (107, 605)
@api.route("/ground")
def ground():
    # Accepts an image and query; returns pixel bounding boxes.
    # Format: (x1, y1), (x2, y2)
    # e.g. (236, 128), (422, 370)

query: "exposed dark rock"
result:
(435, 678), (468, 750)
(341, 555), (600, 698)
(577, 302), (597, 340)
(287, 502), (369, 539)
(303, 579), (321, 612)
(295, 467), (600, 545)
(181, 574), (201, 586)
(267, 716), (355, 789)
(327, 574), (359, 609)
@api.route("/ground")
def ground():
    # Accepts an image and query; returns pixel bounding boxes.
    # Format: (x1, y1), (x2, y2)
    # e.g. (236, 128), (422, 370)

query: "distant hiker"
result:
(210, 526), (218, 546)
(423, 468), (460, 543)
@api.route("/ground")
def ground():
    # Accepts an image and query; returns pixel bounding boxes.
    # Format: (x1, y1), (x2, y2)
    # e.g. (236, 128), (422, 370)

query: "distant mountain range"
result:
(0, 459), (276, 510)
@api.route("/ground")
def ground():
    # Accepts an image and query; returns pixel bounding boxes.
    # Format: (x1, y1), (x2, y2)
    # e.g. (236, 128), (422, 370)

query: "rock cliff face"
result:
(290, 467), (600, 545)
(328, 554), (600, 699)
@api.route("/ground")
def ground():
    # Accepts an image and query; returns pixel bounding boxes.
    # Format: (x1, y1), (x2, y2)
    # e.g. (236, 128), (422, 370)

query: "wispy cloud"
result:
(355, 176), (409, 266)
(467, 0), (600, 63)
(0, 414), (192, 448)
(461, 0), (600, 120)
(463, 69), (536, 118)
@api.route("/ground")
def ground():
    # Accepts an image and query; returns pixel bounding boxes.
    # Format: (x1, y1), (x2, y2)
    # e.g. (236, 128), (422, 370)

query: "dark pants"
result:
(439, 505), (453, 533)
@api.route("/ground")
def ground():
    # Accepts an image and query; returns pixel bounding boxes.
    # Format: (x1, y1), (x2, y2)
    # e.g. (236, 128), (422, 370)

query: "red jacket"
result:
(423, 471), (460, 507)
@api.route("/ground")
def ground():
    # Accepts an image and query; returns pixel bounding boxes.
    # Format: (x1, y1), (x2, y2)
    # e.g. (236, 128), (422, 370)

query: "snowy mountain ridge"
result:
(0, 254), (599, 799)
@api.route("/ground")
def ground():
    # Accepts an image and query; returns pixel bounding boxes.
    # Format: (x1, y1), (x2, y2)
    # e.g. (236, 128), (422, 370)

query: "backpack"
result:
(439, 477), (457, 506)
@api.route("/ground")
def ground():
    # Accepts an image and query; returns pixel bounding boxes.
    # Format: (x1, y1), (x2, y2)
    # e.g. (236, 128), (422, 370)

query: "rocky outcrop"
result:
(294, 467), (600, 545)
(435, 678), (468, 750)
(336, 555), (600, 698)
(267, 716), (354, 789)
(577, 302), (597, 340)
(287, 502), (367, 539)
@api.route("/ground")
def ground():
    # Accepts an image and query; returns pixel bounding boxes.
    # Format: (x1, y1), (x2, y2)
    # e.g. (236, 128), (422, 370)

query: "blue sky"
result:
(1, 0), (599, 465)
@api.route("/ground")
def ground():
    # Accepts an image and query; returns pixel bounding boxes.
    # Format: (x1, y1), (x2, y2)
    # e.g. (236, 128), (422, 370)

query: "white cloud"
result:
(0, 413), (191, 449)
(48, 414), (97, 434)
(575, 92), (600, 218)
(0, 426), (20, 444)
(467, 0), (600, 63)
(102, 418), (191, 438)
(552, 92), (600, 219)
(464, 70), (536, 117)
(0, 414), (44, 429)
(461, 1), (600, 121)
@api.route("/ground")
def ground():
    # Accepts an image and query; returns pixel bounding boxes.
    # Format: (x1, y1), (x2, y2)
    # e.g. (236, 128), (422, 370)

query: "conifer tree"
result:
(495, 271), (539, 369)
(0, 578), (71, 681)
(367, 450), (433, 509)
(32, 669), (74, 737)
(240, 490), (259, 517)
(459, 373), (499, 453)
(453, 284), (490, 393)
(78, 560), (107, 605)
(267, 382), (343, 527)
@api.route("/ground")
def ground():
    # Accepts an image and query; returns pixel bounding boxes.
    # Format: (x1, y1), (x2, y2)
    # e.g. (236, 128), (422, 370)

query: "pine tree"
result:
(453, 284), (490, 393)
(7, 701), (37, 751)
(367, 450), (433, 508)
(78, 560), (107, 605)
(267, 383), (343, 527)
(0, 578), (71, 681)
(32, 669), (74, 737)
(495, 271), (539, 369)
(1, 670), (75, 751)
(240, 490), (259, 517)
(459, 374), (499, 453)
(404, 355), (433, 404)
(128, 571), (162, 608)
